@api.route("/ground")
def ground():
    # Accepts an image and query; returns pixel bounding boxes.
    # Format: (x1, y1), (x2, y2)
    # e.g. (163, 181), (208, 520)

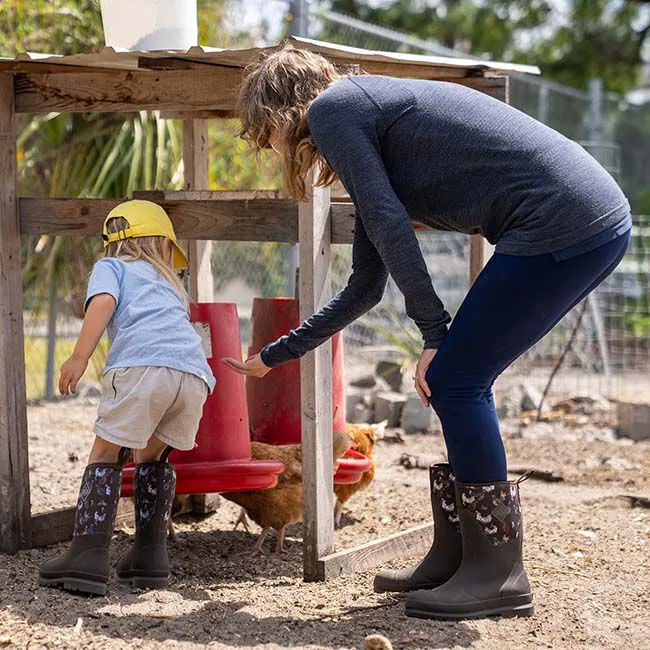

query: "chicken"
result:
(222, 429), (352, 554)
(333, 421), (386, 528)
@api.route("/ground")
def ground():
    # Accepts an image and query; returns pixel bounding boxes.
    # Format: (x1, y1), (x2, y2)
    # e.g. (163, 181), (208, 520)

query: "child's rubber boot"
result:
(117, 447), (176, 589)
(39, 448), (129, 596)
(374, 463), (462, 593)
(405, 474), (534, 620)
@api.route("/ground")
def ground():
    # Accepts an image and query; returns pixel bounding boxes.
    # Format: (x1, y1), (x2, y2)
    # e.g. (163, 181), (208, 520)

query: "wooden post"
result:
(299, 171), (334, 581)
(182, 118), (218, 514)
(0, 73), (31, 552)
(183, 118), (214, 302)
(469, 234), (486, 285)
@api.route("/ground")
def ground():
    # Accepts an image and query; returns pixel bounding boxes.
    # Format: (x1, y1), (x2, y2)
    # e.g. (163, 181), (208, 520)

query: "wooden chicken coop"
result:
(0, 37), (539, 580)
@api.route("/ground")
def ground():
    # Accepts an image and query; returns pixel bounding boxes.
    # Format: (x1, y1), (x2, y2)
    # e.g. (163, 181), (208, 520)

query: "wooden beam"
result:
(14, 68), (243, 114)
(133, 190), (288, 201)
(317, 524), (433, 581)
(0, 74), (31, 553)
(19, 197), (301, 241)
(160, 110), (235, 120)
(18, 197), (443, 244)
(31, 500), (135, 549)
(299, 172), (334, 581)
(13, 69), (506, 115)
(183, 119), (214, 302)
(454, 74), (508, 101)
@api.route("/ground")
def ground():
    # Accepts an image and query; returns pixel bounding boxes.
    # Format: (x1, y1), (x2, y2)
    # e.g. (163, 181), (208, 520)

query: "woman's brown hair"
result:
(237, 42), (341, 200)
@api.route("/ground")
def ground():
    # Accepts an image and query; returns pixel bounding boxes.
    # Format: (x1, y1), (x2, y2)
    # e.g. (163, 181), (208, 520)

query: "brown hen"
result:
(334, 421), (386, 528)
(222, 429), (352, 554)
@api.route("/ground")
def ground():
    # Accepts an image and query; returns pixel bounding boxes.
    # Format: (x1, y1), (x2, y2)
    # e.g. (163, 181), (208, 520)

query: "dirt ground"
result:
(0, 399), (648, 650)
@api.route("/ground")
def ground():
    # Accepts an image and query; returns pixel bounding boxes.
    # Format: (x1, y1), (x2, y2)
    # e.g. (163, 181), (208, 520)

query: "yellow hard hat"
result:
(102, 199), (188, 269)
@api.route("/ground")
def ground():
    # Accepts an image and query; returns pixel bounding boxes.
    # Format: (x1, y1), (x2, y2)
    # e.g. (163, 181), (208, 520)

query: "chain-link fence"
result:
(23, 10), (650, 409)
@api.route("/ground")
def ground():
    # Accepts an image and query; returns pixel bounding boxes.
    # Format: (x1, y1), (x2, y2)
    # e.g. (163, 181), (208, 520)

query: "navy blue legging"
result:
(425, 231), (630, 483)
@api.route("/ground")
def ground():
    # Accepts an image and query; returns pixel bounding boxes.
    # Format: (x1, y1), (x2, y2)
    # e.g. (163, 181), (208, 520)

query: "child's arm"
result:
(59, 293), (116, 395)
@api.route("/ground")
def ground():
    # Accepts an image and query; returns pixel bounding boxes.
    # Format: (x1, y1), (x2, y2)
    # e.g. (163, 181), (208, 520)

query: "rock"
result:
(496, 387), (522, 418)
(553, 395), (612, 415)
(602, 456), (636, 471)
(374, 391), (407, 427)
(350, 402), (373, 424)
(68, 451), (79, 463)
(346, 387), (374, 423)
(400, 394), (439, 434)
(350, 374), (376, 389)
(364, 634), (393, 650)
(346, 386), (365, 414)
(616, 400), (650, 441)
(376, 360), (404, 393)
(520, 382), (549, 414)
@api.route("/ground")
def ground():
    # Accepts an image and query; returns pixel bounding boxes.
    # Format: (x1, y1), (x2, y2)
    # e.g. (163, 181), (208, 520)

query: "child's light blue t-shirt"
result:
(85, 258), (216, 392)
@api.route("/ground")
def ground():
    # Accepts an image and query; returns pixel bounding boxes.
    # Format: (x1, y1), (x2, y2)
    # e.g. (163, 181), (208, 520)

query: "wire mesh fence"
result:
(22, 11), (650, 413)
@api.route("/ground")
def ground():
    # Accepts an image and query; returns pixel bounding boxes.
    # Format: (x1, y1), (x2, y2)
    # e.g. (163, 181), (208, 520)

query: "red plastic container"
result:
(334, 449), (373, 484)
(246, 297), (370, 483)
(121, 303), (284, 497)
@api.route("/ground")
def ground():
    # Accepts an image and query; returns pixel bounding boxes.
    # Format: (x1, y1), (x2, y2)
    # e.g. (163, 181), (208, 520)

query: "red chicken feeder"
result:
(121, 302), (284, 497)
(246, 297), (370, 484)
(335, 449), (372, 484)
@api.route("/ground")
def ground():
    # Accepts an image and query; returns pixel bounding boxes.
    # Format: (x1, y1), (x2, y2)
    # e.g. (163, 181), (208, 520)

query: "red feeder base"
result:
(120, 459), (284, 498)
(335, 450), (372, 485)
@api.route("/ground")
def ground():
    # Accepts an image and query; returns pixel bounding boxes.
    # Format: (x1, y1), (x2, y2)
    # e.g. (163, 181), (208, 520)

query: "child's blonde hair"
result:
(237, 42), (342, 201)
(104, 217), (189, 310)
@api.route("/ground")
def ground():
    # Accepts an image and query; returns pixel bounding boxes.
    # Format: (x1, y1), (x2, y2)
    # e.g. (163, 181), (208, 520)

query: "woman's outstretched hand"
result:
(414, 348), (437, 407)
(222, 353), (271, 378)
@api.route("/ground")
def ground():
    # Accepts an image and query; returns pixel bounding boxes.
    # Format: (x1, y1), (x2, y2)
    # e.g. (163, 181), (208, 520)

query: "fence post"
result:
(44, 269), (59, 401)
(586, 78), (612, 389)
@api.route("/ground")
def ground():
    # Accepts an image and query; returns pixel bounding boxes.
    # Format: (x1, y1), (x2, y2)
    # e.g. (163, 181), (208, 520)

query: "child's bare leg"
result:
(134, 436), (170, 463)
(88, 436), (123, 463)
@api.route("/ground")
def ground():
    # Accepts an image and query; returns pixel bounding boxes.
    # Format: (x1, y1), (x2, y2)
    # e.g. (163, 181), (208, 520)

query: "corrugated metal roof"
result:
(0, 36), (540, 76)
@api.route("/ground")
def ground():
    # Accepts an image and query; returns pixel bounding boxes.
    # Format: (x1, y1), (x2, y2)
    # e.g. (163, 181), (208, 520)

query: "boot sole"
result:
(118, 574), (169, 589)
(38, 575), (107, 596)
(406, 602), (534, 620)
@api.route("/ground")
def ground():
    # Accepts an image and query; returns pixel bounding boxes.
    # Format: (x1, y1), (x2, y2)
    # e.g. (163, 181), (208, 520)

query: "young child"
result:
(39, 200), (215, 596)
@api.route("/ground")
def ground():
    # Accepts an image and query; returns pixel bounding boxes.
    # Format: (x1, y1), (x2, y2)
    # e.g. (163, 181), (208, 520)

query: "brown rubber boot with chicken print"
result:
(39, 448), (129, 596)
(405, 475), (534, 620)
(374, 463), (462, 593)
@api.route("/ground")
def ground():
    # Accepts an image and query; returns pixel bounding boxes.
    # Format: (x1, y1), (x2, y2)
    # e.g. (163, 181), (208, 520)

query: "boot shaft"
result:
(74, 461), (124, 537)
(133, 460), (176, 543)
(454, 477), (528, 587)
(455, 479), (523, 548)
(429, 464), (460, 534)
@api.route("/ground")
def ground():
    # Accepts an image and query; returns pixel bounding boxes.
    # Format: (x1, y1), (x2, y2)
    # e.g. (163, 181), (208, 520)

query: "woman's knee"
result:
(425, 358), (452, 411)
(425, 357), (489, 413)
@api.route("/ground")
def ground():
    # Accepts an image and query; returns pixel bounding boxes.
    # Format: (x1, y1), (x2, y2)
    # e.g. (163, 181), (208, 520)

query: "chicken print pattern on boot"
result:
(134, 463), (176, 534)
(430, 465), (460, 528)
(74, 465), (122, 536)
(458, 483), (521, 545)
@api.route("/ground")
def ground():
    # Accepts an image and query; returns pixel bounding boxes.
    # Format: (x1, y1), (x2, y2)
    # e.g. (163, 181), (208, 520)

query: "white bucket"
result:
(100, 0), (198, 51)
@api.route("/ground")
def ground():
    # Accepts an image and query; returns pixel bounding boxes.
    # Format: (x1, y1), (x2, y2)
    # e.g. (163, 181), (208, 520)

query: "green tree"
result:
(325, 0), (650, 94)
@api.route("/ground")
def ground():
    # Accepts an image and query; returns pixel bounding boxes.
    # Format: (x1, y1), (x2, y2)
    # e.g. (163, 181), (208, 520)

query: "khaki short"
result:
(94, 366), (208, 451)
